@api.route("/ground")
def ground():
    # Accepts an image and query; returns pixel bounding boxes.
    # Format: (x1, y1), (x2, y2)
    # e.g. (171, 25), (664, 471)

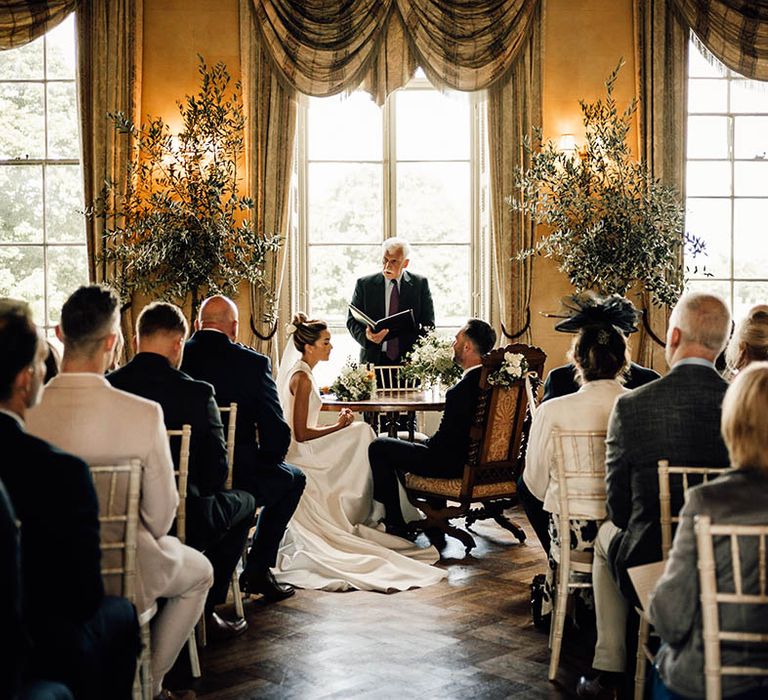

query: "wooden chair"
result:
(167, 425), (201, 678)
(547, 429), (608, 681)
(633, 461), (729, 700)
(89, 460), (151, 700)
(403, 343), (546, 553)
(695, 515), (768, 700)
(373, 365), (425, 441)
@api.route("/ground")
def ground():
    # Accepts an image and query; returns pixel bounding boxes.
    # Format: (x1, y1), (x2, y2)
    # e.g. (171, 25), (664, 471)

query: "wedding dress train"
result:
(273, 359), (446, 591)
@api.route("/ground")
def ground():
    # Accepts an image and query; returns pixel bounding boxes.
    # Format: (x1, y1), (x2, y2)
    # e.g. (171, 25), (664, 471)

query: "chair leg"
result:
(187, 631), (201, 678)
(634, 614), (650, 700)
(231, 569), (244, 619)
(492, 514), (527, 543)
(197, 614), (207, 649)
(548, 562), (570, 681)
(140, 620), (153, 700)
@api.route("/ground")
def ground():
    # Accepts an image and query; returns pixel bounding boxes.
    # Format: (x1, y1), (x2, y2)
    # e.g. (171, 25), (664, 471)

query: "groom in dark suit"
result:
(347, 237), (435, 366)
(368, 319), (496, 537)
(181, 295), (306, 601)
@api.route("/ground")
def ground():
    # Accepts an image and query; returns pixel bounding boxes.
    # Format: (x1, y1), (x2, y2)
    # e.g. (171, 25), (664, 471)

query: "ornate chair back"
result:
(166, 425), (192, 543)
(695, 515), (768, 699)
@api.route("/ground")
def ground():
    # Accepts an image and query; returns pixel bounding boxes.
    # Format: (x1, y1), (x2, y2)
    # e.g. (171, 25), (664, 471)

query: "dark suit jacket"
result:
(423, 367), (482, 476)
(1, 475), (25, 699)
(604, 362), (729, 596)
(108, 352), (238, 548)
(180, 330), (291, 491)
(0, 412), (104, 643)
(346, 270), (435, 364)
(542, 361), (660, 402)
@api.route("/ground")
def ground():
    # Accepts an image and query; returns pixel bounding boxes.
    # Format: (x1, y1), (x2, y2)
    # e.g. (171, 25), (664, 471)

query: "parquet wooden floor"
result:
(167, 507), (595, 699)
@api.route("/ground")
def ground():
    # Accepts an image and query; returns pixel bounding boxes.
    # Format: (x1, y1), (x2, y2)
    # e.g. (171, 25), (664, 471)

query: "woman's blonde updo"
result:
(725, 304), (768, 376)
(290, 312), (328, 353)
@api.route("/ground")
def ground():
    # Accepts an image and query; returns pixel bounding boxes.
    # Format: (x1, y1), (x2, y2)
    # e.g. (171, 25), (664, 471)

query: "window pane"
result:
(0, 165), (44, 243)
(687, 116), (729, 159)
(685, 278), (731, 310)
(734, 162), (768, 196)
(686, 161), (731, 196)
(685, 198), (731, 278)
(734, 282), (768, 322)
(47, 82), (79, 159)
(396, 163), (470, 244)
(733, 199), (768, 278)
(0, 245), (45, 323)
(688, 79), (727, 113)
(0, 35), (43, 80)
(307, 163), (382, 243)
(307, 93), (382, 161)
(409, 244), (470, 326)
(308, 244), (379, 323)
(688, 44), (725, 78)
(396, 90), (470, 160)
(45, 15), (76, 80)
(730, 80), (768, 114)
(734, 116), (768, 160)
(0, 83), (45, 159)
(46, 164), (84, 242)
(46, 246), (88, 326)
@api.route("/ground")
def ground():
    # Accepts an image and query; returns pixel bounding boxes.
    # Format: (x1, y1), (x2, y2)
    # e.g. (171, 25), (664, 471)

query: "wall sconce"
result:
(558, 133), (577, 156)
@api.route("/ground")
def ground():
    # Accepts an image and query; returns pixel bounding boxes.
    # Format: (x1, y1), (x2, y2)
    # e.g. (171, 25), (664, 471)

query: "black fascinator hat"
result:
(552, 292), (640, 334)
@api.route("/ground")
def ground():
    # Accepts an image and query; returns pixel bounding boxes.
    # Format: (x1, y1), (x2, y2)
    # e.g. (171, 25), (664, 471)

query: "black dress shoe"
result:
(384, 522), (417, 541)
(424, 526), (447, 550)
(240, 569), (295, 601)
(576, 672), (622, 699)
(206, 611), (248, 641)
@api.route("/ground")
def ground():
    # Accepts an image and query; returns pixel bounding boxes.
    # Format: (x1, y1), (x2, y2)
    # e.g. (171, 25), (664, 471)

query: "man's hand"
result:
(365, 327), (389, 344)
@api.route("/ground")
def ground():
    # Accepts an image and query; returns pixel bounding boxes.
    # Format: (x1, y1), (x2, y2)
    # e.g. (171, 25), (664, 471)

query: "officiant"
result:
(346, 237), (435, 366)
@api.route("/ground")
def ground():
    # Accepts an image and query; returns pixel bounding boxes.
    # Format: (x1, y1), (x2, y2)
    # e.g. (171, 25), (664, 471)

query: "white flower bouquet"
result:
(402, 330), (462, 387)
(487, 351), (529, 388)
(329, 361), (375, 401)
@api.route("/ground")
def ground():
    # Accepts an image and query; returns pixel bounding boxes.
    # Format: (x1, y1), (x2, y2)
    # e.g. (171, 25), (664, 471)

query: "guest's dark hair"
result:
(0, 299), (38, 401)
(60, 285), (120, 356)
(569, 324), (629, 384)
(43, 340), (60, 384)
(291, 312), (328, 353)
(137, 302), (188, 339)
(463, 319), (496, 356)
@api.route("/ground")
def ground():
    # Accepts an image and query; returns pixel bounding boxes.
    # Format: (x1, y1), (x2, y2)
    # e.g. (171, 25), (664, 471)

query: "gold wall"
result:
(140, 0), (640, 369)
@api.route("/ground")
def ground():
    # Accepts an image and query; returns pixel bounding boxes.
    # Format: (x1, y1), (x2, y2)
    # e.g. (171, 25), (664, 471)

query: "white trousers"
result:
(592, 520), (629, 672)
(150, 544), (213, 696)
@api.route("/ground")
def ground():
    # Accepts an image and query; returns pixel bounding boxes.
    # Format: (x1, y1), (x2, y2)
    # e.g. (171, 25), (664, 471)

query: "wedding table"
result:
(320, 389), (445, 440)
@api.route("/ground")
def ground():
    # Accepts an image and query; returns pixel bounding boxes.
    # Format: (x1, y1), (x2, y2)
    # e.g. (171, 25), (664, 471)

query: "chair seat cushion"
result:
(404, 473), (516, 499)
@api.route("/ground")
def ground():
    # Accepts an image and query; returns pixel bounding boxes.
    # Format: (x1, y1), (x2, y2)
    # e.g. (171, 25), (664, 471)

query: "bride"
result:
(273, 313), (446, 591)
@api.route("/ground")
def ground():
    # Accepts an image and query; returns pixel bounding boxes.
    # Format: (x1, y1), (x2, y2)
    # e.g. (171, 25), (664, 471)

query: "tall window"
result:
(295, 73), (488, 384)
(0, 15), (87, 334)
(685, 36), (768, 320)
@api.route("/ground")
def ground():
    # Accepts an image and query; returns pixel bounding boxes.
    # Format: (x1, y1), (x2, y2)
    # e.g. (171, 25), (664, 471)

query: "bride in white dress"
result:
(273, 313), (446, 591)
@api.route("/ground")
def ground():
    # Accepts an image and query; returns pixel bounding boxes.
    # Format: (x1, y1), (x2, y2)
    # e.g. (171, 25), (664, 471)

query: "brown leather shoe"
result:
(240, 569), (295, 601)
(576, 672), (622, 699)
(206, 611), (248, 641)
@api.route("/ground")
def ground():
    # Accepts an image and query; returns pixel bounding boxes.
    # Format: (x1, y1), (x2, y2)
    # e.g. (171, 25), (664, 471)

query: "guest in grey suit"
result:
(649, 361), (768, 700)
(577, 292), (731, 699)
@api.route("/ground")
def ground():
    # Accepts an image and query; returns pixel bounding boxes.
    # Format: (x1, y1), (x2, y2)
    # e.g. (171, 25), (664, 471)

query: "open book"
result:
(348, 304), (416, 341)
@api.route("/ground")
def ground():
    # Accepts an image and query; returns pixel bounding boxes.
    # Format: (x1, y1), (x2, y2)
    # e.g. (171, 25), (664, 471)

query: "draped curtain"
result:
(242, 0), (540, 353)
(0, 0), (77, 49)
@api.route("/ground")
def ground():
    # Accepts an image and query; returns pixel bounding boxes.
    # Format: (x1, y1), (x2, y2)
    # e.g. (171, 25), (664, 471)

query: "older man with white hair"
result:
(577, 292), (732, 698)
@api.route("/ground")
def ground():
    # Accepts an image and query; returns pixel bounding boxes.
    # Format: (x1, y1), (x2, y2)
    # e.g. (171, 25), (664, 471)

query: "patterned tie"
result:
(386, 280), (399, 361)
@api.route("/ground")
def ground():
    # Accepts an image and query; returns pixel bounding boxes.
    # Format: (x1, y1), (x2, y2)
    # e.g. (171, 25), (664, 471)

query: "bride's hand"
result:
(336, 409), (354, 428)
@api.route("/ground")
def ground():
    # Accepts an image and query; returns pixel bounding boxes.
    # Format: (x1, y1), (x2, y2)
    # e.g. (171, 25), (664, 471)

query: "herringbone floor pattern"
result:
(169, 507), (593, 699)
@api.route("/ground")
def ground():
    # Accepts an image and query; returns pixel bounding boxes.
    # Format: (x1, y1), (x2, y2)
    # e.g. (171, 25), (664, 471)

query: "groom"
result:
(368, 319), (496, 538)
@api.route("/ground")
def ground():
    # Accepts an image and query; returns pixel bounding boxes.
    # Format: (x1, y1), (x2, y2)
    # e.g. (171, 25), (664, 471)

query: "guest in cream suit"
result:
(27, 286), (213, 700)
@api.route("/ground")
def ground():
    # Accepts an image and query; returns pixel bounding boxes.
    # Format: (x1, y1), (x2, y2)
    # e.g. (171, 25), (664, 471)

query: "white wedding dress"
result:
(273, 359), (446, 591)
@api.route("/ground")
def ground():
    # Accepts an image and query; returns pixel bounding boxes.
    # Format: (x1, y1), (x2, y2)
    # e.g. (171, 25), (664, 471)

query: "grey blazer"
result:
(649, 469), (768, 699)
(604, 362), (730, 598)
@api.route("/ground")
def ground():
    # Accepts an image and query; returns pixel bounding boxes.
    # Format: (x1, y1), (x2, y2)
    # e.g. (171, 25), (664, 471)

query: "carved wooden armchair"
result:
(403, 343), (546, 554)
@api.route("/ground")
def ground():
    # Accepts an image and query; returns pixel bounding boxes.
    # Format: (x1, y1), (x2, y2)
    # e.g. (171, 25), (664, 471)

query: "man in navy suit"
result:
(0, 298), (138, 699)
(347, 237), (435, 366)
(181, 296), (305, 601)
(368, 319), (496, 537)
(108, 302), (257, 636)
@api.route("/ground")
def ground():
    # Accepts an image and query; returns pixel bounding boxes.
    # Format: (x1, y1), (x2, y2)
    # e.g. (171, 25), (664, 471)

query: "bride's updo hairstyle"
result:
(290, 312), (328, 353)
(569, 324), (629, 385)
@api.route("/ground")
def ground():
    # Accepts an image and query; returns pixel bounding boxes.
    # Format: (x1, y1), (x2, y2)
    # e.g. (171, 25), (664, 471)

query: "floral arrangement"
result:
(329, 361), (375, 401)
(487, 352), (529, 388)
(402, 330), (462, 387)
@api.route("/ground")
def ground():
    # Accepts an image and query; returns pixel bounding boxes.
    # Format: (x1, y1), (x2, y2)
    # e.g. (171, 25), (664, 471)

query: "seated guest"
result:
(26, 286), (213, 700)
(724, 304), (768, 378)
(0, 298), (138, 700)
(524, 321), (630, 614)
(649, 361), (768, 700)
(521, 293), (659, 553)
(368, 319), (496, 537)
(578, 292), (731, 698)
(181, 295), (305, 601)
(108, 301), (257, 638)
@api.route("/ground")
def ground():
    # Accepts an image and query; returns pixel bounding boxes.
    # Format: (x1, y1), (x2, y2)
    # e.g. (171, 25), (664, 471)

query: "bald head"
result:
(196, 295), (239, 340)
(666, 292), (731, 366)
